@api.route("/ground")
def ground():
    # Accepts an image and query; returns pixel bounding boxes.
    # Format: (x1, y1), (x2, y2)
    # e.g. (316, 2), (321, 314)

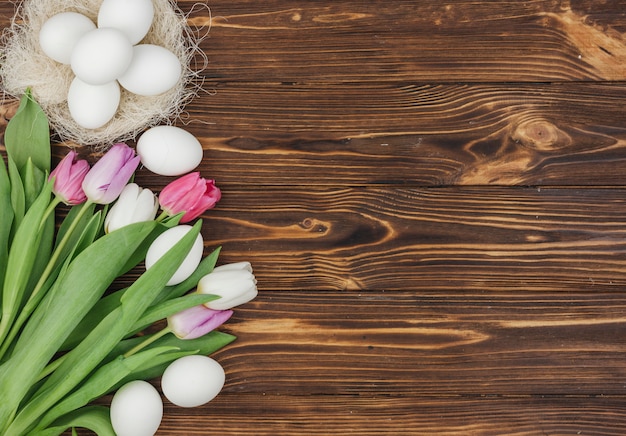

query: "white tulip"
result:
(104, 183), (158, 233)
(198, 262), (258, 310)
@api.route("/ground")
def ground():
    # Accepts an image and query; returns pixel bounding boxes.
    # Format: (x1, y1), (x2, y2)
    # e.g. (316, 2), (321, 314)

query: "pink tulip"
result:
(159, 172), (221, 223)
(168, 305), (233, 340)
(81, 143), (140, 204)
(49, 150), (90, 205)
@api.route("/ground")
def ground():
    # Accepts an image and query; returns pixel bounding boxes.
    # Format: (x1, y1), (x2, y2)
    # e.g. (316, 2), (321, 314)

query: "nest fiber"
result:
(1, 0), (202, 146)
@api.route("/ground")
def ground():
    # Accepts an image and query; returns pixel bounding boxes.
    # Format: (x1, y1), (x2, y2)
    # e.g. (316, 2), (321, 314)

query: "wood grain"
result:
(194, 0), (626, 82)
(183, 82), (626, 186)
(217, 290), (626, 396)
(3, 0), (626, 434)
(155, 394), (626, 435)
(182, 186), (626, 293)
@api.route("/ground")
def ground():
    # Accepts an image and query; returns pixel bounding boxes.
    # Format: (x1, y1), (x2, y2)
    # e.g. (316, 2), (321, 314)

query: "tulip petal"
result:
(197, 266), (258, 310)
(82, 144), (140, 204)
(168, 305), (233, 340)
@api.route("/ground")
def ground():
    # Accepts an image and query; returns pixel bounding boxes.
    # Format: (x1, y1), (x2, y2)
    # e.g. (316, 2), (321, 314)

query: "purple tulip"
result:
(48, 150), (90, 205)
(81, 143), (140, 204)
(168, 305), (233, 340)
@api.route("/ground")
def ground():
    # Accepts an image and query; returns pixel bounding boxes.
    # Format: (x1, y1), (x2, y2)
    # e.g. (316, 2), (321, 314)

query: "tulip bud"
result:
(159, 172), (221, 223)
(145, 225), (204, 286)
(48, 150), (90, 205)
(168, 305), (233, 340)
(198, 261), (258, 310)
(104, 183), (159, 233)
(81, 143), (140, 204)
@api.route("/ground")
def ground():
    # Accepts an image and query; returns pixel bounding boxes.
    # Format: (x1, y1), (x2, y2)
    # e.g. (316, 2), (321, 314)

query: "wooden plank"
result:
(142, 186), (626, 292)
(180, 82), (626, 186)
(212, 290), (626, 396)
(2, 1), (626, 85)
(21, 81), (625, 187)
(154, 394), (626, 435)
(189, 0), (626, 83)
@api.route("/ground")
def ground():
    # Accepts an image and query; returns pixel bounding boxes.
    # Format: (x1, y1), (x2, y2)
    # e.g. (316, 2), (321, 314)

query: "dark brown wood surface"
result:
(4, 0), (626, 434)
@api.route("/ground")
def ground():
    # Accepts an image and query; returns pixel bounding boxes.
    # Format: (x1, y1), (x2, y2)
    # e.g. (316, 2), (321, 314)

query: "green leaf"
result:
(153, 246), (222, 304)
(0, 154), (13, 292)
(61, 246), (222, 350)
(34, 406), (115, 436)
(0, 180), (52, 349)
(55, 202), (97, 250)
(4, 88), (50, 175)
(118, 330), (237, 386)
(7, 222), (203, 434)
(0, 220), (158, 431)
(59, 287), (126, 351)
(22, 158), (45, 211)
(7, 156), (25, 233)
(23, 211), (54, 304)
(130, 293), (219, 333)
(34, 346), (177, 432)
(118, 214), (181, 275)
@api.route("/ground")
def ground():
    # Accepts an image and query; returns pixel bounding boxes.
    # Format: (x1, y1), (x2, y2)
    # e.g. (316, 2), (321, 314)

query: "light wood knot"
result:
(511, 119), (570, 151)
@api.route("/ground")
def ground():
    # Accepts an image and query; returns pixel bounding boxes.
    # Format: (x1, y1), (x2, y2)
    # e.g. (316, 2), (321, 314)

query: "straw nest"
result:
(0, 0), (205, 147)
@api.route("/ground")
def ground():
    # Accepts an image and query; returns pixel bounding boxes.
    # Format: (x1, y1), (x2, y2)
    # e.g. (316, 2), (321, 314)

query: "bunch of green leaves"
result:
(0, 91), (235, 435)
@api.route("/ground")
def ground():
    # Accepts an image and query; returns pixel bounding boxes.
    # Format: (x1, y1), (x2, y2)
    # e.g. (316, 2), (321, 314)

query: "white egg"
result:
(161, 356), (225, 408)
(39, 12), (96, 64)
(110, 380), (163, 436)
(145, 225), (204, 286)
(117, 45), (182, 96)
(137, 126), (203, 176)
(98, 0), (155, 45)
(67, 77), (120, 129)
(70, 28), (133, 85)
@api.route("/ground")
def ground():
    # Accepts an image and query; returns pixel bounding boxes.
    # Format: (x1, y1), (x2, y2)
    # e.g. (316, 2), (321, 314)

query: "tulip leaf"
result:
(23, 211), (54, 303)
(55, 202), (97, 251)
(7, 156), (25, 233)
(22, 158), (45, 211)
(0, 220), (158, 431)
(0, 180), (52, 352)
(59, 287), (126, 351)
(117, 217), (179, 277)
(4, 88), (51, 176)
(34, 406), (115, 436)
(117, 330), (237, 386)
(60, 247), (220, 351)
(34, 346), (177, 432)
(153, 245), (222, 304)
(131, 293), (219, 333)
(6, 222), (202, 435)
(0, 154), (13, 291)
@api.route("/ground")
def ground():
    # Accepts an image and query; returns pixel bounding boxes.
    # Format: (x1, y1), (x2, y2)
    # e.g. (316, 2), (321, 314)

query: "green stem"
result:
(0, 200), (93, 360)
(123, 327), (171, 358)
(36, 353), (67, 383)
(156, 210), (169, 222)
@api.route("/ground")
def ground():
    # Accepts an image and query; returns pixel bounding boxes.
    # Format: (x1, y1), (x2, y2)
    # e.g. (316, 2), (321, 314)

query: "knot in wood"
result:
(511, 119), (568, 151)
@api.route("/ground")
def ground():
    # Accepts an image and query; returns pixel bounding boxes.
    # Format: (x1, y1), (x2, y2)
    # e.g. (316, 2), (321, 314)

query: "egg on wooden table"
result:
(98, 0), (155, 45)
(38, 12), (96, 64)
(67, 77), (120, 129)
(117, 44), (182, 96)
(145, 225), (204, 286)
(161, 355), (226, 408)
(70, 27), (133, 85)
(137, 125), (203, 176)
(110, 380), (163, 436)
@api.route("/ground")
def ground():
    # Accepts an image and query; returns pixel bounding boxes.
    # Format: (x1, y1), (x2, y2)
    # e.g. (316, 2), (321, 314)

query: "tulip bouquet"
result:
(0, 90), (256, 435)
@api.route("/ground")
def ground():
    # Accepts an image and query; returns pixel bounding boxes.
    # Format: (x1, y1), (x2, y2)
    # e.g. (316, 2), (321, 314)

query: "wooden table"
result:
(3, 0), (626, 434)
